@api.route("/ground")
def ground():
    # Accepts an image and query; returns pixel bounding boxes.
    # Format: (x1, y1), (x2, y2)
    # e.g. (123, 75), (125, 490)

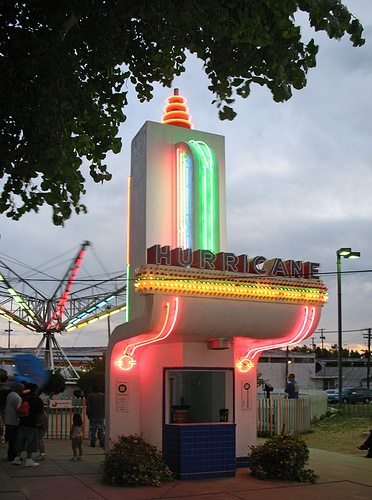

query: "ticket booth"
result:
(106, 90), (327, 479)
(163, 368), (235, 479)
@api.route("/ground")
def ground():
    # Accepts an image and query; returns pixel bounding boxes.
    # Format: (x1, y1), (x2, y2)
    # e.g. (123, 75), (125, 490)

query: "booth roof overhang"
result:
(112, 265), (327, 372)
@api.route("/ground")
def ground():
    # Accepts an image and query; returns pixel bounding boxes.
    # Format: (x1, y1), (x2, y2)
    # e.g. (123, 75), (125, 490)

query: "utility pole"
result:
(320, 328), (325, 350)
(363, 328), (371, 389)
(107, 314), (111, 342)
(285, 346), (289, 385)
(4, 321), (13, 349)
(106, 305), (111, 342)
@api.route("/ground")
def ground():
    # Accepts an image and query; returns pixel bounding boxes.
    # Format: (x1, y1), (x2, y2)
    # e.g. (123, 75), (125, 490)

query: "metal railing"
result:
(330, 403), (372, 417)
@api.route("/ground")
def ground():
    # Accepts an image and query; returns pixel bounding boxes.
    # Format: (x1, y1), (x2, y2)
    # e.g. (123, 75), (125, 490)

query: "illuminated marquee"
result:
(134, 265), (327, 305)
(147, 244), (320, 280)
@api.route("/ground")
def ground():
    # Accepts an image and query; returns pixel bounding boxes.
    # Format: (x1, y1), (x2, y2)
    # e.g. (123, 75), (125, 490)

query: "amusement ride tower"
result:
(0, 241), (126, 379)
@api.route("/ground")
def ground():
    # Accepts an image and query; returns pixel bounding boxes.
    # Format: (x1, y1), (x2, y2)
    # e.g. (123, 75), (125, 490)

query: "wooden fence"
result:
(44, 393), (329, 439)
(257, 395), (326, 436)
(305, 393), (328, 422)
(45, 400), (89, 439)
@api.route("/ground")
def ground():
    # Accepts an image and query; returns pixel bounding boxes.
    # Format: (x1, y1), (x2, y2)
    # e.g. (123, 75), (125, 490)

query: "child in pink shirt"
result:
(70, 413), (83, 461)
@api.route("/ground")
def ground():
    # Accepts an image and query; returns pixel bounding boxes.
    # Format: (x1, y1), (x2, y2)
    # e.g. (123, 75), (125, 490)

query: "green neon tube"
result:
(188, 140), (220, 253)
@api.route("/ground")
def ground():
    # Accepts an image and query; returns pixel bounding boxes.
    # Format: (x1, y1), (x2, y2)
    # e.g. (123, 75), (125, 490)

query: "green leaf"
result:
(0, 0), (364, 224)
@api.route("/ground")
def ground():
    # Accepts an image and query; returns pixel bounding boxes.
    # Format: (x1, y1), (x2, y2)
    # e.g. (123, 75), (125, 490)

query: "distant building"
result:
(313, 358), (370, 389)
(257, 349), (316, 394)
(1, 346), (368, 392)
(257, 349), (370, 392)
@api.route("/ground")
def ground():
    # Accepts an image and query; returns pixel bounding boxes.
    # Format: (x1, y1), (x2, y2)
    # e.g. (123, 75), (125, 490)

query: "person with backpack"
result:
(4, 383), (25, 462)
(13, 383), (44, 467)
(284, 373), (299, 399)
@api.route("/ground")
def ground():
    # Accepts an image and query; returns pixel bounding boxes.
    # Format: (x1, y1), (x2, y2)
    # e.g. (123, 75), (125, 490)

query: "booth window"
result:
(165, 368), (233, 424)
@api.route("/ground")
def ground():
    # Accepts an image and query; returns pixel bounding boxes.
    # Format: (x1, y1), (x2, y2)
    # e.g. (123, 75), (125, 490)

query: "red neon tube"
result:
(115, 297), (179, 371)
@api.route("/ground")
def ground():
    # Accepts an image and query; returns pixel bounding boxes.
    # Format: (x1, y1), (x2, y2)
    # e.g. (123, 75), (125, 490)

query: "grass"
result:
(301, 410), (371, 455)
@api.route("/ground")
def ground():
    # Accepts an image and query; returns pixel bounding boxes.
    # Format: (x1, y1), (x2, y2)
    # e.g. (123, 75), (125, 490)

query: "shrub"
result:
(101, 434), (173, 487)
(41, 370), (65, 396)
(248, 435), (318, 483)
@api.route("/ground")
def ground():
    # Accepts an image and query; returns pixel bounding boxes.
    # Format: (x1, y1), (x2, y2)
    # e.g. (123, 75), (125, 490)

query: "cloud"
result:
(1, 0), (371, 352)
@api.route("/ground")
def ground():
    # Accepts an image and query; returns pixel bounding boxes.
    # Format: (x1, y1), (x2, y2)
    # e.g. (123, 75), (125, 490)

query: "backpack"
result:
(0, 387), (11, 409)
(17, 401), (30, 418)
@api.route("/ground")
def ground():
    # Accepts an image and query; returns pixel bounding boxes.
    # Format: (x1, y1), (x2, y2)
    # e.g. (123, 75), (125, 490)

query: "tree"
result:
(41, 370), (66, 397)
(290, 345), (314, 354)
(0, 1), (364, 225)
(291, 344), (364, 358)
(77, 356), (105, 395)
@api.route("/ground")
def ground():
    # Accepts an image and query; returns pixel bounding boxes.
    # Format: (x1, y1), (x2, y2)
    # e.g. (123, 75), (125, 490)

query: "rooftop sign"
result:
(147, 245), (320, 280)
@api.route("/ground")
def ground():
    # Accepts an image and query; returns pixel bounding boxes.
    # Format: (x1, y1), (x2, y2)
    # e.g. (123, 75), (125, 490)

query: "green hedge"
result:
(248, 435), (318, 483)
(102, 434), (173, 487)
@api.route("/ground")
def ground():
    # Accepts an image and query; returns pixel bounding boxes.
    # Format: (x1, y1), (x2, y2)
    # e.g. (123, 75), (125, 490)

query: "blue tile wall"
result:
(164, 424), (236, 480)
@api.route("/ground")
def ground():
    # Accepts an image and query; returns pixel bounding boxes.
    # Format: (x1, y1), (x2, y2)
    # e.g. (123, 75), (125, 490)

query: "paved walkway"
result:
(0, 439), (371, 499)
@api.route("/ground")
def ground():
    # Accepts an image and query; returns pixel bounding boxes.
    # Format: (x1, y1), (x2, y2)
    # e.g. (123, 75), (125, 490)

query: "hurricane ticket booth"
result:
(106, 90), (327, 479)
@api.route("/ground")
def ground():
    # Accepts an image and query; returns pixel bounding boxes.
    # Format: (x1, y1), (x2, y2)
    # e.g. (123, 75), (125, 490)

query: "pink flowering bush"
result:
(248, 435), (317, 483)
(102, 434), (173, 486)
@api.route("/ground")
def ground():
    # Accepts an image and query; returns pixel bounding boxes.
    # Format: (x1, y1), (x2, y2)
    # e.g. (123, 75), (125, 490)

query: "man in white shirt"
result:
(4, 383), (24, 462)
(0, 370), (11, 442)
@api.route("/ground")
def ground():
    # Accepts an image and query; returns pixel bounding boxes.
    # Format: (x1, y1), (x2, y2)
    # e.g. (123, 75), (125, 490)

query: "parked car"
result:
(326, 389), (338, 402)
(342, 387), (372, 404)
(327, 387), (372, 404)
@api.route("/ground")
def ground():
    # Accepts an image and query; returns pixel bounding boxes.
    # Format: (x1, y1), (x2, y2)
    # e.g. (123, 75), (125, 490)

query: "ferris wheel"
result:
(0, 241), (126, 380)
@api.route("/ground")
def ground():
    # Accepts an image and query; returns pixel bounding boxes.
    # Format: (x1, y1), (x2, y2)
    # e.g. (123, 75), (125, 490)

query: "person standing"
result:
(70, 413), (83, 461)
(13, 383), (43, 467)
(358, 429), (372, 458)
(0, 370), (11, 443)
(35, 393), (48, 461)
(284, 373), (299, 399)
(86, 385), (105, 448)
(4, 383), (24, 462)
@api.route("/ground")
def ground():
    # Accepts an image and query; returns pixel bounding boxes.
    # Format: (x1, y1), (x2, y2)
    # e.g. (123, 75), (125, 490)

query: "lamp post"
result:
(337, 247), (360, 405)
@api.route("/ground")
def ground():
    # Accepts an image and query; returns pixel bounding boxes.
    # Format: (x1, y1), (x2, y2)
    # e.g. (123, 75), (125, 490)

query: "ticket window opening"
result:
(166, 369), (233, 424)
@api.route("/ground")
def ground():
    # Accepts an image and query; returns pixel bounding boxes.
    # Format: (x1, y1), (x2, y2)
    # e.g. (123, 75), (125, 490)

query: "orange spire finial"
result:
(161, 89), (193, 129)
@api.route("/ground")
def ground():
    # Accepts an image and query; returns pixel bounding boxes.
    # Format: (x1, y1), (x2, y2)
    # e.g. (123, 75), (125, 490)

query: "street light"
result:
(337, 247), (360, 405)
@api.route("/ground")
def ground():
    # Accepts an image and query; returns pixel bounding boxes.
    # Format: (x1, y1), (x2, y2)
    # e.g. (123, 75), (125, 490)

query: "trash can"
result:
(171, 405), (190, 423)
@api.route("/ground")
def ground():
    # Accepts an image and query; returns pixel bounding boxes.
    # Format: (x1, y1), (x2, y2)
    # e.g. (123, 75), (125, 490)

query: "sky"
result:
(0, 0), (371, 353)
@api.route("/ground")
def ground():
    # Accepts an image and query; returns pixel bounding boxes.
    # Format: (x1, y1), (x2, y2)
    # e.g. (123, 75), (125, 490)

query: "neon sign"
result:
(135, 266), (327, 305)
(176, 144), (194, 249)
(176, 141), (220, 253)
(188, 140), (219, 252)
(115, 297), (180, 371)
(236, 305), (317, 372)
(161, 89), (193, 129)
(147, 245), (320, 280)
